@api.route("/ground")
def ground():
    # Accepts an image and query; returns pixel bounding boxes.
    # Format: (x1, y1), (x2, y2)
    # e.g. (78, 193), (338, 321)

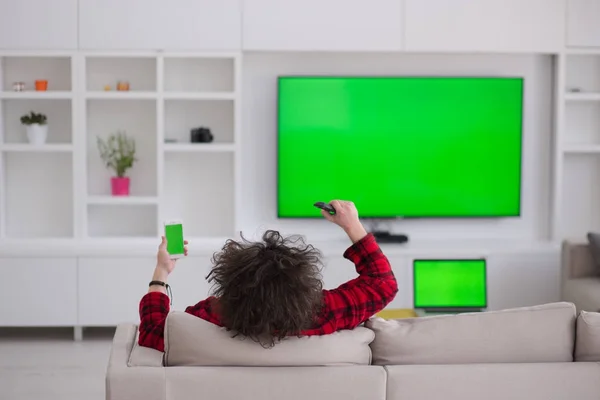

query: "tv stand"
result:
(372, 231), (409, 244)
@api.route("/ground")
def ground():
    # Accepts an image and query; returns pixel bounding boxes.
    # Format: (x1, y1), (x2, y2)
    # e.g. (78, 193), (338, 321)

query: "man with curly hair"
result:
(139, 200), (398, 351)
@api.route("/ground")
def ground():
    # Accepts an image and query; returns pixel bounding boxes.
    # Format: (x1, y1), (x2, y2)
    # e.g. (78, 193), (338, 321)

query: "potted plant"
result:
(97, 131), (137, 196)
(20, 111), (48, 145)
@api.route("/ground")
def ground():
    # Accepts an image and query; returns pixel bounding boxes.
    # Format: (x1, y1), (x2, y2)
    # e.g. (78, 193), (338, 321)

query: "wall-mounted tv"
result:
(413, 259), (487, 312)
(277, 76), (523, 218)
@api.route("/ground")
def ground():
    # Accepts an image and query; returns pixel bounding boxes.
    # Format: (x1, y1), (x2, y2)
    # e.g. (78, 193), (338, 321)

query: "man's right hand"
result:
(321, 200), (368, 243)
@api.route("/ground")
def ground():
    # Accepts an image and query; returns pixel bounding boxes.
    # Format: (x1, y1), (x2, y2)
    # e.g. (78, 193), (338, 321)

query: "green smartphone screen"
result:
(165, 223), (184, 255)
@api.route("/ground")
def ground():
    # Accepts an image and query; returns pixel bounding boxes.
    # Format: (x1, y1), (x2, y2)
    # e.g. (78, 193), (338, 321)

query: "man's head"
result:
(206, 230), (324, 347)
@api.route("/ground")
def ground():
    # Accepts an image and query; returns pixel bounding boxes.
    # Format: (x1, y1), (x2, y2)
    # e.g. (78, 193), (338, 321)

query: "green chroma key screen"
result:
(277, 76), (523, 218)
(413, 259), (487, 309)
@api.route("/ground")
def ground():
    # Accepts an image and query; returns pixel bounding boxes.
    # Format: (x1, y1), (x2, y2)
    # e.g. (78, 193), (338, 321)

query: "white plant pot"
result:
(25, 124), (48, 145)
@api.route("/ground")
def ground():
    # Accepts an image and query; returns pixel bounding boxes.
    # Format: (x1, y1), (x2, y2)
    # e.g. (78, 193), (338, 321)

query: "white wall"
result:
(240, 53), (554, 243)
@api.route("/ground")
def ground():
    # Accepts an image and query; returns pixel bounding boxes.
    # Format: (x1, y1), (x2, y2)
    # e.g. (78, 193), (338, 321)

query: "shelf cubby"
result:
(86, 57), (156, 92)
(86, 99), (157, 197)
(1, 56), (72, 92)
(163, 152), (234, 238)
(87, 204), (157, 238)
(566, 54), (600, 94)
(1, 99), (72, 144)
(164, 57), (234, 93)
(4, 152), (73, 238)
(564, 102), (600, 145)
(164, 100), (234, 144)
(561, 154), (600, 240)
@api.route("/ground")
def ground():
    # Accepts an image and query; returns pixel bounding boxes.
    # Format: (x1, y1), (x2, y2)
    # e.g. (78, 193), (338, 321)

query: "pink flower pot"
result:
(111, 177), (130, 196)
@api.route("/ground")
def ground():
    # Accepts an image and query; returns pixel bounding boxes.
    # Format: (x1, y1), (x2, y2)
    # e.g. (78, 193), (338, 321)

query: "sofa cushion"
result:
(367, 302), (576, 365)
(385, 363), (600, 400)
(164, 311), (375, 366)
(165, 366), (386, 400)
(575, 311), (600, 361)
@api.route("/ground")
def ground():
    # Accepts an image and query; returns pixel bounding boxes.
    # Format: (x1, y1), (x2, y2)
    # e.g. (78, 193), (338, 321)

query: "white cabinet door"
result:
(79, 0), (241, 50)
(243, 0), (403, 51)
(78, 257), (154, 326)
(165, 256), (213, 311)
(161, 0), (241, 50)
(0, 0), (77, 49)
(79, 0), (163, 50)
(77, 256), (213, 326)
(405, 0), (566, 53)
(567, 0), (600, 47)
(0, 258), (77, 326)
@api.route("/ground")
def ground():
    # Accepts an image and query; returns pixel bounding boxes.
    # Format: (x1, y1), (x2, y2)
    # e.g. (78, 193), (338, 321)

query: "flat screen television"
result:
(277, 76), (523, 218)
(413, 259), (487, 312)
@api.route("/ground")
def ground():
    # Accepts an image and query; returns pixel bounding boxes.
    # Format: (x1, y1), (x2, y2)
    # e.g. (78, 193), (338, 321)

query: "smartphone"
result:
(164, 219), (185, 259)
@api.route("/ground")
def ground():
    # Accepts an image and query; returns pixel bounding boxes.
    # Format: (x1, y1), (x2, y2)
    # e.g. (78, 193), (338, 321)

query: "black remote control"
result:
(314, 202), (336, 215)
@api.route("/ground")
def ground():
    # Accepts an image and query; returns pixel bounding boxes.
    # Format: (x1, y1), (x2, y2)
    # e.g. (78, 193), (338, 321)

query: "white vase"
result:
(26, 124), (48, 145)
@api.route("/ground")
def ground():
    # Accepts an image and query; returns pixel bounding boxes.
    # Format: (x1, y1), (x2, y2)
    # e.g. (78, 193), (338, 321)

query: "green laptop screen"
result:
(413, 259), (487, 309)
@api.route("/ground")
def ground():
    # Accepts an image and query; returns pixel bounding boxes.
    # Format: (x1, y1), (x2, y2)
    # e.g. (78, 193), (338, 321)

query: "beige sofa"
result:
(562, 240), (600, 312)
(106, 302), (600, 400)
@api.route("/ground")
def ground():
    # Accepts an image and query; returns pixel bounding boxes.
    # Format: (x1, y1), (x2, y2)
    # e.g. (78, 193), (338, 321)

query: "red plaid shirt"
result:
(139, 233), (398, 352)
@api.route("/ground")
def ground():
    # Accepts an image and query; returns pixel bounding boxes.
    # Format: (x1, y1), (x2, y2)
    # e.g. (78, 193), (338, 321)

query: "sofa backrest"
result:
(367, 302), (576, 365)
(164, 311), (375, 366)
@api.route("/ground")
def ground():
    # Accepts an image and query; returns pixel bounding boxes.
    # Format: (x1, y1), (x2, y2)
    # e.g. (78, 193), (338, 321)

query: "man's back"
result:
(138, 200), (398, 352)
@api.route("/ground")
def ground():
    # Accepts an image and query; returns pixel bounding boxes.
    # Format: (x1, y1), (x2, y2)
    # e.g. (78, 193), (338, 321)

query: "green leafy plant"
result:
(20, 111), (47, 125)
(97, 131), (137, 178)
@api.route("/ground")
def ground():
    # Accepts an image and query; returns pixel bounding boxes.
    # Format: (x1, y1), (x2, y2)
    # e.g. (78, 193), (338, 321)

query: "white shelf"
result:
(163, 92), (235, 100)
(87, 196), (158, 205)
(566, 49), (600, 55)
(563, 145), (600, 154)
(0, 91), (73, 99)
(0, 144), (73, 152)
(565, 92), (600, 101)
(163, 143), (235, 153)
(85, 91), (157, 100)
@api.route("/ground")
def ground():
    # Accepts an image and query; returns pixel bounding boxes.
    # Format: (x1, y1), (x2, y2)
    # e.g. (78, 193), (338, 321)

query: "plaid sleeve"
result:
(321, 233), (398, 330)
(138, 292), (170, 352)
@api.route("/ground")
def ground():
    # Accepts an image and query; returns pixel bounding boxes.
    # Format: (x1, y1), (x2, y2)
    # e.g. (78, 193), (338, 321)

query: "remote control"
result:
(314, 202), (336, 215)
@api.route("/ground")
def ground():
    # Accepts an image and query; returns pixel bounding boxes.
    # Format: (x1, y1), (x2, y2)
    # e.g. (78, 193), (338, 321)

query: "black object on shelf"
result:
(372, 231), (409, 244)
(191, 127), (214, 143)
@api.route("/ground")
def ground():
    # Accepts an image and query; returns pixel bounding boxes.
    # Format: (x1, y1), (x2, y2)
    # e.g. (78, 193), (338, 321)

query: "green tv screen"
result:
(277, 76), (523, 218)
(413, 259), (487, 309)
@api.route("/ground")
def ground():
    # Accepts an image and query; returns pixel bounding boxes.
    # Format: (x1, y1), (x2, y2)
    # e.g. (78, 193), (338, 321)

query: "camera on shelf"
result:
(190, 127), (214, 143)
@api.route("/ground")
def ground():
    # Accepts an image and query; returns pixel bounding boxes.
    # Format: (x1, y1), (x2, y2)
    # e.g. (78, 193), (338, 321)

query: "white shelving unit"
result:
(0, 54), (76, 239)
(555, 50), (600, 240)
(0, 51), (241, 243)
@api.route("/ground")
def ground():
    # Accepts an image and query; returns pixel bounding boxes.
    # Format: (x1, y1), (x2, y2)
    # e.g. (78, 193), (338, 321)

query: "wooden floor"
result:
(0, 328), (114, 400)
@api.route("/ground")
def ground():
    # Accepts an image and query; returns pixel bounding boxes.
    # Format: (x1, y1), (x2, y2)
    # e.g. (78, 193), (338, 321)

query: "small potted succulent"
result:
(20, 111), (48, 145)
(97, 131), (137, 196)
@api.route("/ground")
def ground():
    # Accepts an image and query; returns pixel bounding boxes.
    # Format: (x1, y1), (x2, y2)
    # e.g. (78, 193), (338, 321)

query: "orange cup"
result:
(35, 80), (48, 91)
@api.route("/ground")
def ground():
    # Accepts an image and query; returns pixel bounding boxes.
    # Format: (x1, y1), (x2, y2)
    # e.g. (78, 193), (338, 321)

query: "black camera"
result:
(190, 127), (214, 143)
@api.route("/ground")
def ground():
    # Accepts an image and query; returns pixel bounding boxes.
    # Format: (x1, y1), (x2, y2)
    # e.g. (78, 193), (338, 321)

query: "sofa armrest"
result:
(106, 324), (165, 400)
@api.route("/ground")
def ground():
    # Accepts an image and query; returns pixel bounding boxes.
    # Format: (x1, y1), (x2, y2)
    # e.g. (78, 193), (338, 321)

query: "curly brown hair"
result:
(206, 230), (324, 347)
